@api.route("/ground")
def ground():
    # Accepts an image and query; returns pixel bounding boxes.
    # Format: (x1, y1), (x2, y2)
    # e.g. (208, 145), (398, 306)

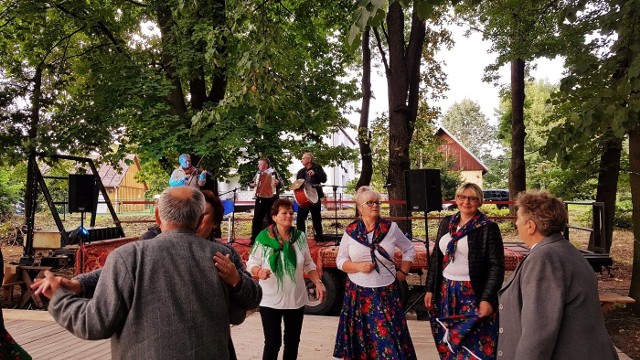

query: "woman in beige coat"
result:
(497, 190), (618, 360)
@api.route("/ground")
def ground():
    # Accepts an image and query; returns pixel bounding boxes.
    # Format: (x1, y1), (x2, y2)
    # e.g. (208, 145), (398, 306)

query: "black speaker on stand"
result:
(69, 174), (97, 213)
(403, 169), (442, 315)
(69, 174), (97, 235)
(405, 169), (443, 213)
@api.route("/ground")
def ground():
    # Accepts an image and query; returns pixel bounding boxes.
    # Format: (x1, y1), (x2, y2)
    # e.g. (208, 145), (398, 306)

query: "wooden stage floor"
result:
(4, 309), (110, 359)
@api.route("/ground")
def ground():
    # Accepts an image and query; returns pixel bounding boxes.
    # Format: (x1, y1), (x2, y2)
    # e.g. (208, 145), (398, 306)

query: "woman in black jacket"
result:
(425, 182), (504, 360)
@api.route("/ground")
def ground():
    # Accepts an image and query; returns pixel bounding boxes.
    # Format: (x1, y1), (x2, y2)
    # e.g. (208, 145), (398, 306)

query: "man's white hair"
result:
(157, 186), (205, 230)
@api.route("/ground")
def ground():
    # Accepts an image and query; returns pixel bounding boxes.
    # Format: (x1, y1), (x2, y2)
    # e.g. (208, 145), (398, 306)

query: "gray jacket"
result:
(49, 229), (253, 359)
(497, 233), (618, 360)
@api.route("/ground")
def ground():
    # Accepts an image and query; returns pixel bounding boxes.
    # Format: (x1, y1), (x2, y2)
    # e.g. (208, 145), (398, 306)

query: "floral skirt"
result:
(333, 279), (416, 360)
(0, 329), (31, 359)
(429, 279), (498, 360)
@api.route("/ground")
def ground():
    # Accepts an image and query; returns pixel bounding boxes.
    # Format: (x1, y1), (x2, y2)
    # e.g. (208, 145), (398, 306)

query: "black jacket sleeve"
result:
(425, 216), (450, 295)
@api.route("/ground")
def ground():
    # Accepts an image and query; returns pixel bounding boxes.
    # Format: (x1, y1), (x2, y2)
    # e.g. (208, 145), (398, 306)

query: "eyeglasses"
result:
(361, 201), (382, 207)
(456, 195), (480, 203)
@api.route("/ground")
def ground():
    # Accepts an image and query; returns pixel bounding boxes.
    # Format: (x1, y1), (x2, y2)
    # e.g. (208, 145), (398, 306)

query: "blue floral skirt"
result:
(333, 279), (416, 360)
(429, 279), (498, 360)
(0, 329), (31, 359)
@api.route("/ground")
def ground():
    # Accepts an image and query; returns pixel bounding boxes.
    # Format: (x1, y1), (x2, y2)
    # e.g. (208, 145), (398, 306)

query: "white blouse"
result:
(439, 232), (471, 281)
(246, 232), (316, 309)
(336, 221), (415, 288)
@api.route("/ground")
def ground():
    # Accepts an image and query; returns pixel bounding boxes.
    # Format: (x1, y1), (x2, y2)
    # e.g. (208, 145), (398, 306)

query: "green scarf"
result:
(253, 224), (301, 287)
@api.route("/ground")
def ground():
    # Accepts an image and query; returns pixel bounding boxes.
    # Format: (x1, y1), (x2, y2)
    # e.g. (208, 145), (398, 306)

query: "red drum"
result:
(294, 182), (318, 209)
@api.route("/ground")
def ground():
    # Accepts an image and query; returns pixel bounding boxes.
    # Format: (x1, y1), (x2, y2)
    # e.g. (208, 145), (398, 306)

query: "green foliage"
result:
(482, 156), (509, 189)
(441, 98), (497, 160)
(494, 79), (602, 199)
(456, 0), (566, 84)
(0, 166), (23, 220)
(0, 0), (360, 187)
(544, 0), (640, 166)
(370, 112), (460, 198)
(347, 0), (455, 47)
(614, 198), (633, 229)
(135, 156), (174, 199)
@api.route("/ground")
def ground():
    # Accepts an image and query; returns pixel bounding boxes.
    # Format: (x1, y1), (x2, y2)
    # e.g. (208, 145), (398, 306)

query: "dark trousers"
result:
(295, 201), (324, 241)
(259, 306), (305, 360)
(251, 196), (277, 242)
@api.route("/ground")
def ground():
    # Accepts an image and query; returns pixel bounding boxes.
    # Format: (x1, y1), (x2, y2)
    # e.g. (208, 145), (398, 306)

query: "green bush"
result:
(0, 169), (23, 221)
(614, 199), (633, 230)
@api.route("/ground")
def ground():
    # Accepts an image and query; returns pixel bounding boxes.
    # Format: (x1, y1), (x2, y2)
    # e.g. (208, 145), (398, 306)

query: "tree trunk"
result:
(386, 3), (425, 233)
(356, 27), (372, 190)
(208, 0), (227, 105)
(23, 65), (43, 262)
(157, 5), (187, 117)
(590, 133), (622, 253)
(628, 124), (640, 313)
(509, 58), (526, 215)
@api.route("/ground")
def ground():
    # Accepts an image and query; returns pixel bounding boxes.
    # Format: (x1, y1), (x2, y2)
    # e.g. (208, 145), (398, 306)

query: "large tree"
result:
(0, 0), (360, 182)
(545, 0), (639, 256)
(349, 0), (455, 230)
(459, 0), (566, 213)
(542, 0), (639, 306)
(441, 98), (497, 160)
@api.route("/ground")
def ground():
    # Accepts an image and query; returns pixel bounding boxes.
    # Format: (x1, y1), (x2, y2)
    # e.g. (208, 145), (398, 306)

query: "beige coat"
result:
(497, 233), (618, 360)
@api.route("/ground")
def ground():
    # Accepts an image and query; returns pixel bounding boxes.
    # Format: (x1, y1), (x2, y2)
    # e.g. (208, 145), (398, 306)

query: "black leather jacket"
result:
(425, 215), (505, 311)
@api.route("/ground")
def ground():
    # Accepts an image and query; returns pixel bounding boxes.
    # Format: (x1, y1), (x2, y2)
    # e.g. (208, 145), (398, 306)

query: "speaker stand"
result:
(403, 209), (431, 316)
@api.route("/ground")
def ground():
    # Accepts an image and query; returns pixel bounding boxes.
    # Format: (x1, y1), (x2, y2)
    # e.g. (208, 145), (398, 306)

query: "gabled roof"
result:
(436, 127), (489, 174)
(97, 154), (147, 190)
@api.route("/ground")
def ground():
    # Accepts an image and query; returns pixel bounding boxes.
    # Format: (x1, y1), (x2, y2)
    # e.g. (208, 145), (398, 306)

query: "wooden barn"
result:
(436, 127), (489, 187)
(97, 155), (148, 213)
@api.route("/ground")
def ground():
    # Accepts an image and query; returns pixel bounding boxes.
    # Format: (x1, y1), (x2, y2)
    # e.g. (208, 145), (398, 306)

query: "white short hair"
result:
(157, 187), (205, 230)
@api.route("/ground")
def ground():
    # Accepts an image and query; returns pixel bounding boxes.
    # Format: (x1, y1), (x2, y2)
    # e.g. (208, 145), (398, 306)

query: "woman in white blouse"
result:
(332, 186), (417, 360)
(247, 198), (325, 360)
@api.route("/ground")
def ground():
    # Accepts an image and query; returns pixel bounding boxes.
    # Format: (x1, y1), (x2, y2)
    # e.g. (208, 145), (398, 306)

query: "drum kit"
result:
(290, 179), (318, 209)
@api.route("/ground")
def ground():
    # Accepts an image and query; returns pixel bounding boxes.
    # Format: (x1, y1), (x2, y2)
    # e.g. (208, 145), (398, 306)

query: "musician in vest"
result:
(250, 157), (284, 244)
(295, 152), (327, 242)
(169, 154), (208, 188)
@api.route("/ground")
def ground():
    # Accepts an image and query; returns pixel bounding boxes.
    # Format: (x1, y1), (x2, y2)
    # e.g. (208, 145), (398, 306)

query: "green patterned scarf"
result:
(253, 224), (301, 287)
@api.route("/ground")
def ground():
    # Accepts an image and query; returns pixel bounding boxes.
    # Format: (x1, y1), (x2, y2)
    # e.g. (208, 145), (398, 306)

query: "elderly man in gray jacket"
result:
(41, 186), (258, 359)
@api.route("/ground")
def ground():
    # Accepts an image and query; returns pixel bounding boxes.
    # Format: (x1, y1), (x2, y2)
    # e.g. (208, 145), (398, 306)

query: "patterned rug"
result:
(74, 237), (139, 275)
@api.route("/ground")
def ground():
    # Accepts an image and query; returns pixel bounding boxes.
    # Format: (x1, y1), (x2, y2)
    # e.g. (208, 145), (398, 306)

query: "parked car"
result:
(13, 201), (25, 215)
(482, 189), (509, 209)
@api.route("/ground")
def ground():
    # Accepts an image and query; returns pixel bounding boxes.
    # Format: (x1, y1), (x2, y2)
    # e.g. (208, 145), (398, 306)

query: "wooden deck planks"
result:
(4, 310), (111, 359)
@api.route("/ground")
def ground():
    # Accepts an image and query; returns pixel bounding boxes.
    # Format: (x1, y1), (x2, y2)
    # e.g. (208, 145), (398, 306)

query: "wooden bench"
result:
(599, 292), (636, 313)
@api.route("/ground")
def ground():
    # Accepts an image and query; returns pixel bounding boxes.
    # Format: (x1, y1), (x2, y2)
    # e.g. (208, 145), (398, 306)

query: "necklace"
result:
(275, 226), (292, 247)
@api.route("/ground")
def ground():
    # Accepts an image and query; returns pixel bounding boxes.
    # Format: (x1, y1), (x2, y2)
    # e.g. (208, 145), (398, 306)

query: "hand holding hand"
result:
(477, 300), (493, 318)
(254, 267), (271, 280)
(424, 291), (434, 310)
(30, 270), (70, 299)
(214, 253), (241, 287)
(315, 282), (326, 303)
(360, 262), (376, 273)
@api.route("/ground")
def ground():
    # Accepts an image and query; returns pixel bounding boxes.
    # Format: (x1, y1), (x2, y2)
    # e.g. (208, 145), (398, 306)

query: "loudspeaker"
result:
(404, 169), (442, 212)
(68, 174), (96, 213)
